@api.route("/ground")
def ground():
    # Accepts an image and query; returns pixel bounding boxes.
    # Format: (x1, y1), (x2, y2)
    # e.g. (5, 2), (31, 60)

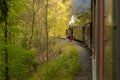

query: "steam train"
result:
(66, 23), (92, 49)
(66, 0), (120, 80)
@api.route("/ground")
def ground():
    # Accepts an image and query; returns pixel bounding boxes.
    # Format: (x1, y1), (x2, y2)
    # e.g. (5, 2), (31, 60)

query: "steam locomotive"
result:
(66, 23), (92, 48)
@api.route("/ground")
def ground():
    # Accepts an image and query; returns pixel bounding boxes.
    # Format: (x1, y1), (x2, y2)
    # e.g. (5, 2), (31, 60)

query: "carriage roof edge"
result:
(68, 22), (91, 29)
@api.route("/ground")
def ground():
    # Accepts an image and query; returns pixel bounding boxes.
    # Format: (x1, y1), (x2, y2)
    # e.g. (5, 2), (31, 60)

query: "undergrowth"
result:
(30, 43), (82, 80)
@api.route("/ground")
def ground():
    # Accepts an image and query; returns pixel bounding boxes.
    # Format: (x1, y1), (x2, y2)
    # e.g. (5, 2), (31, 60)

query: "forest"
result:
(0, 0), (91, 80)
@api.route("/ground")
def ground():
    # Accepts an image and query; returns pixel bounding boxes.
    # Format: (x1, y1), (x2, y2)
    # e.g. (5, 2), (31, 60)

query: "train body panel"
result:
(92, 0), (120, 80)
(92, 0), (114, 80)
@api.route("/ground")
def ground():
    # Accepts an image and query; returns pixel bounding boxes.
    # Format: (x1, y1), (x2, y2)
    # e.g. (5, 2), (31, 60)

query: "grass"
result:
(30, 43), (82, 80)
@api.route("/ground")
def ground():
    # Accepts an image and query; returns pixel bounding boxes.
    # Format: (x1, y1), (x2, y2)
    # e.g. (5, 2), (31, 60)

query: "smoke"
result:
(72, 0), (91, 15)
(69, 15), (75, 25)
(69, 0), (91, 25)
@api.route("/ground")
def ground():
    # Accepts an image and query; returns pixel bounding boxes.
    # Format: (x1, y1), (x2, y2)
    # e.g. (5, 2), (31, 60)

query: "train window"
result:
(73, 28), (83, 40)
(68, 28), (73, 36)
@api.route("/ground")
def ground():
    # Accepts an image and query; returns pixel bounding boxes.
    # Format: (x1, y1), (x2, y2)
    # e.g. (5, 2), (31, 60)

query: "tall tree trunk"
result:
(4, 22), (9, 80)
(45, 0), (49, 62)
(2, 0), (10, 80)
(53, 8), (57, 37)
(29, 0), (35, 49)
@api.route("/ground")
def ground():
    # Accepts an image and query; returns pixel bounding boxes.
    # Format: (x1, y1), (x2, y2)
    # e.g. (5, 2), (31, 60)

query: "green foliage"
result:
(48, 1), (70, 37)
(0, 0), (72, 80)
(0, 43), (37, 80)
(62, 0), (69, 3)
(8, 0), (28, 17)
(0, 0), (9, 22)
(30, 44), (82, 80)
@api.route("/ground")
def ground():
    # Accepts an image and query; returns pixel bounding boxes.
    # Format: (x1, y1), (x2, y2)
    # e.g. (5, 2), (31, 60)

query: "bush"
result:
(0, 44), (37, 80)
(30, 44), (82, 80)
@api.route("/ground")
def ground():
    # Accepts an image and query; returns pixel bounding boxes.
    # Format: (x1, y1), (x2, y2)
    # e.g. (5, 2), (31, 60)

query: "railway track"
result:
(58, 38), (92, 80)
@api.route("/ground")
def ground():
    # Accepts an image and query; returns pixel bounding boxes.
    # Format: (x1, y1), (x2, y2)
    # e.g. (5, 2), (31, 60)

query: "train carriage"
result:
(90, 0), (120, 80)
(66, 0), (120, 80)
(92, 0), (114, 80)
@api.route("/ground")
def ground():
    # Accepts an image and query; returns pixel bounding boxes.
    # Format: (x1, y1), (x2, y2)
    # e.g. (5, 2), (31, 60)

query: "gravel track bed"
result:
(73, 42), (92, 80)
(58, 39), (92, 80)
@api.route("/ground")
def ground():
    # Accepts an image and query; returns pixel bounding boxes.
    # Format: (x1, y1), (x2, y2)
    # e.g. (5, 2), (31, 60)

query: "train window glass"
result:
(103, 0), (113, 80)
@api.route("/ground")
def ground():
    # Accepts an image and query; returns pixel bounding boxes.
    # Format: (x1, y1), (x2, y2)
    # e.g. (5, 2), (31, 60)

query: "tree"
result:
(0, 0), (72, 79)
(45, 0), (49, 61)
(0, 0), (9, 80)
(0, 0), (37, 80)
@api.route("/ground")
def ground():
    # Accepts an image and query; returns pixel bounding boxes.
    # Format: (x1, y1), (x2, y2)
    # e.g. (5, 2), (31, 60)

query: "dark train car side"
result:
(92, 0), (120, 80)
